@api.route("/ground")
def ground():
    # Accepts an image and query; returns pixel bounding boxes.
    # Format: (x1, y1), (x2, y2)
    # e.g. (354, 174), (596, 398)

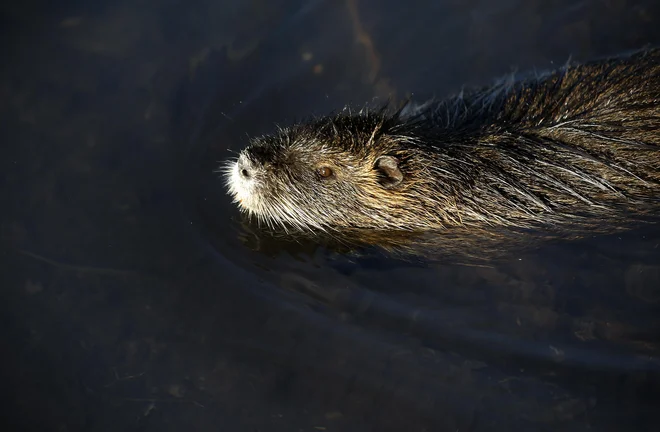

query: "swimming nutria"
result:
(223, 48), (660, 242)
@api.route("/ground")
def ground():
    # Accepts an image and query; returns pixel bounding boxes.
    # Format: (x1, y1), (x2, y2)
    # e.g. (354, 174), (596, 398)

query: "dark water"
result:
(2, 1), (660, 431)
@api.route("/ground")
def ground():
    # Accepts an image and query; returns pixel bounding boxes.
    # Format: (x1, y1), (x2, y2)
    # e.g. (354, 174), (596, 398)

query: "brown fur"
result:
(224, 48), (660, 256)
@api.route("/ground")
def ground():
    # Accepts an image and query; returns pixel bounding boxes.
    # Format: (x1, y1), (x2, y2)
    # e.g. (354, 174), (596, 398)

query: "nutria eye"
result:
(317, 166), (334, 179)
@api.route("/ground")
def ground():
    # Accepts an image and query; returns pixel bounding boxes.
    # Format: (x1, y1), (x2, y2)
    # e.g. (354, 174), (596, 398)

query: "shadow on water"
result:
(2, 0), (660, 431)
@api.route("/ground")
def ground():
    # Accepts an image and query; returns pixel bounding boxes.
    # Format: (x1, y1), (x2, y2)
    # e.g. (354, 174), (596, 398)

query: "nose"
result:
(237, 157), (252, 180)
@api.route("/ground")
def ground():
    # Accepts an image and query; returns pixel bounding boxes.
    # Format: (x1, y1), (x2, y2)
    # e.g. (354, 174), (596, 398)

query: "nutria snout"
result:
(224, 48), (660, 238)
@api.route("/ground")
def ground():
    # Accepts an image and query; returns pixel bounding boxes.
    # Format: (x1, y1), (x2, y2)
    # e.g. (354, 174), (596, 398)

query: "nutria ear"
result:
(374, 155), (403, 189)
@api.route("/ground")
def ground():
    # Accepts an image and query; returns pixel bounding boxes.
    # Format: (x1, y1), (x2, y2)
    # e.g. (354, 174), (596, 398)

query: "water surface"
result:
(2, 1), (660, 431)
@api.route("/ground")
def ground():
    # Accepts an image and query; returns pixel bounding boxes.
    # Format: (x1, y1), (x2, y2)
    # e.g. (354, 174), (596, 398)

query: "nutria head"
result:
(223, 110), (447, 232)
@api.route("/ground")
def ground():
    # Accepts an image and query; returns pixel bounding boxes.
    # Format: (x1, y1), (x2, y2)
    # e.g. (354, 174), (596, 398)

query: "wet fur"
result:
(225, 48), (660, 240)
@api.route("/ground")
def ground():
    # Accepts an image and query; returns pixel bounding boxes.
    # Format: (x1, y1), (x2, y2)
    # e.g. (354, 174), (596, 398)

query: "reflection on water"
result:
(2, 0), (660, 431)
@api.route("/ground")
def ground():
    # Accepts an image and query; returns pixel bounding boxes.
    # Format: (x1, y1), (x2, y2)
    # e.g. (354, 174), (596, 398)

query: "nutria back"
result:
(224, 48), (660, 251)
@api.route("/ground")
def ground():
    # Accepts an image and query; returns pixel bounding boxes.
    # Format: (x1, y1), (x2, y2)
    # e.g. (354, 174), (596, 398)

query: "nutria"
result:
(223, 48), (660, 249)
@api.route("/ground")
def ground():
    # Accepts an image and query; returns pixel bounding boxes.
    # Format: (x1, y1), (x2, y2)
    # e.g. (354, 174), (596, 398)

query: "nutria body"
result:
(225, 48), (660, 241)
